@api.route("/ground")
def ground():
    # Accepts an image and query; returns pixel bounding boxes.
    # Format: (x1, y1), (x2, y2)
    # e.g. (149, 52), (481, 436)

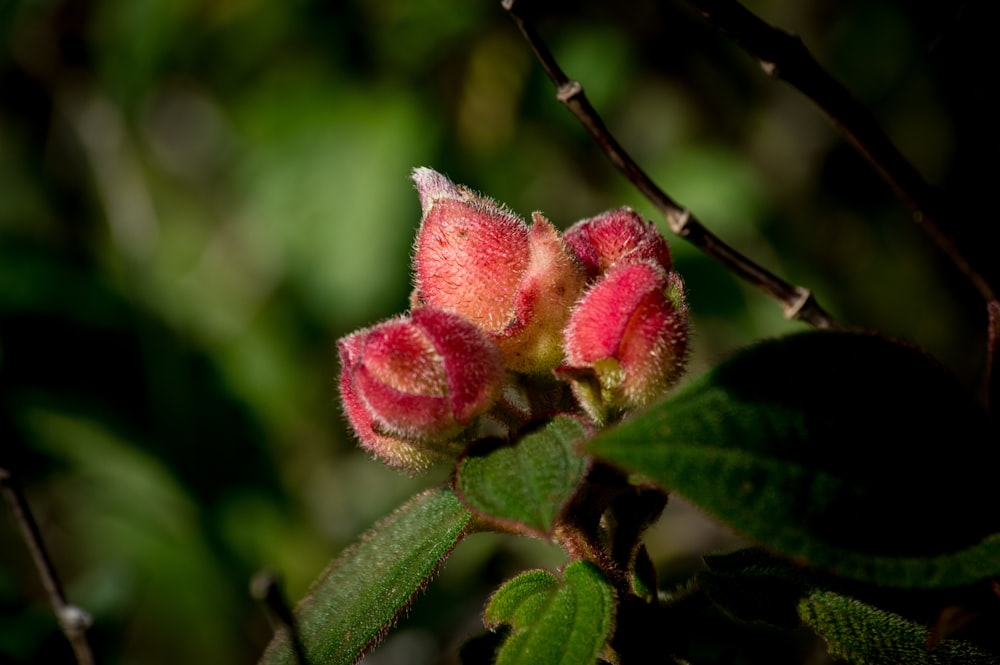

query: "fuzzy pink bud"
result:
(411, 168), (585, 373)
(563, 207), (672, 279)
(338, 307), (504, 470)
(561, 261), (688, 419)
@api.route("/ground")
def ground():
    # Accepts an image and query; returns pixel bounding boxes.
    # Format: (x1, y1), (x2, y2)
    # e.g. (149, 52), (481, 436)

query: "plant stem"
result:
(683, 0), (996, 305)
(0, 467), (96, 665)
(501, 0), (839, 330)
(251, 570), (309, 665)
(986, 301), (1000, 414)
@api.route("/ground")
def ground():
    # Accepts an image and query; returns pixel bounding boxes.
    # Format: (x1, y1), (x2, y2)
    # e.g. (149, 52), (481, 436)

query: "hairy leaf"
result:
(484, 561), (616, 665)
(799, 590), (999, 664)
(698, 549), (811, 629)
(259, 486), (474, 665)
(486, 569), (561, 627)
(455, 416), (590, 535)
(586, 331), (1000, 587)
(703, 549), (1000, 663)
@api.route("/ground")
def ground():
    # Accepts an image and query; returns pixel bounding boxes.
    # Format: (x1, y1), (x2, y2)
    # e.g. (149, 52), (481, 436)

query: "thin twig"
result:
(1, 467), (96, 665)
(986, 301), (1000, 415)
(683, 0), (996, 304)
(502, 0), (839, 329)
(251, 569), (309, 665)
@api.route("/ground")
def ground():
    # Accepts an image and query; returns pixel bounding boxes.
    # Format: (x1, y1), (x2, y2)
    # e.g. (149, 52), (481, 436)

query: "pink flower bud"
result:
(561, 261), (688, 419)
(337, 307), (504, 470)
(412, 168), (585, 373)
(563, 207), (672, 279)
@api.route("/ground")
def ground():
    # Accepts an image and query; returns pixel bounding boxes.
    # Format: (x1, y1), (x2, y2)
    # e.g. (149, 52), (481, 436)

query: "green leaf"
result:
(699, 549), (1000, 664)
(698, 549), (811, 629)
(455, 416), (591, 536)
(259, 486), (474, 665)
(585, 331), (1000, 587)
(799, 590), (999, 665)
(485, 570), (561, 627)
(484, 561), (616, 665)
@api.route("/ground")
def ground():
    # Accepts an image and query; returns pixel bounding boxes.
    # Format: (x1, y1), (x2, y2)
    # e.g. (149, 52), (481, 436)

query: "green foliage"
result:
(455, 416), (591, 536)
(259, 487), (474, 665)
(697, 549), (812, 629)
(699, 548), (1000, 664)
(484, 561), (616, 665)
(586, 330), (1000, 587)
(799, 591), (998, 665)
(3, 1), (1000, 664)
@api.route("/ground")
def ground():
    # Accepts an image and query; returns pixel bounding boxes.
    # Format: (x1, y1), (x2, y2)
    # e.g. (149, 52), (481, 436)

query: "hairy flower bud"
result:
(337, 307), (504, 470)
(563, 207), (672, 279)
(561, 261), (688, 420)
(411, 167), (585, 373)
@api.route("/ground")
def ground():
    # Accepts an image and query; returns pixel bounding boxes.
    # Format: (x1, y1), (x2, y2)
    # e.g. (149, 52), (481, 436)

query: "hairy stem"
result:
(502, 0), (839, 329)
(684, 0), (996, 304)
(1, 467), (96, 665)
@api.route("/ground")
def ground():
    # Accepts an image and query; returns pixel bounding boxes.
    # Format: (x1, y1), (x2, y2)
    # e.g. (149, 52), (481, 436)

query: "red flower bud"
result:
(561, 261), (688, 419)
(563, 207), (672, 279)
(412, 168), (585, 373)
(337, 307), (504, 470)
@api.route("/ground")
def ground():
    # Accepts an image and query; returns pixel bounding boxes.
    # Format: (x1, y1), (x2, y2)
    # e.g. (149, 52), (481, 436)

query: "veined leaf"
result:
(486, 569), (561, 627)
(259, 486), (474, 665)
(455, 416), (591, 536)
(698, 548), (811, 629)
(586, 331), (1000, 587)
(484, 561), (616, 665)
(799, 590), (999, 664)
(700, 550), (1000, 663)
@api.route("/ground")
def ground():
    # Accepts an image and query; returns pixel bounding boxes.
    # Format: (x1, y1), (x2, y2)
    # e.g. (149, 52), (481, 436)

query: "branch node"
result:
(557, 80), (583, 103)
(759, 60), (778, 77)
(505, 0), (838, 328)
(685, 0), (994, 303)
(668, 209), (692, 236)
(1, 465), (97, 665)
(784, 287), (814, 321)
(58, 605), (94, 632)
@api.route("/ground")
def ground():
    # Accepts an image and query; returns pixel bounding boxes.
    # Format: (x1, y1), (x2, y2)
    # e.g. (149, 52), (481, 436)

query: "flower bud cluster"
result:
(337, 168), (688, 470)
(559, 208), (688, 422)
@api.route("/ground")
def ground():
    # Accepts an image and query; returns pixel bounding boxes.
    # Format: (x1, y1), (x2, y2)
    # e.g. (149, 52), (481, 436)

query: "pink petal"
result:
(411, 307), (504, 424)
(562, 262), (688, 409)
(337, 336), (441, 470)
(412, 172), (530, 333)
(616, 288), (688, 405)
(563, 207), (672, 277)
(564, 261), (670, 364)
(494, 214), (586, 372)
(359, 317), (447, 397)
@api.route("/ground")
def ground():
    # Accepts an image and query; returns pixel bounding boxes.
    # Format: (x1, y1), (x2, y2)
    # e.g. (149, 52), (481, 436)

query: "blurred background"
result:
(1, 0), (996, 663)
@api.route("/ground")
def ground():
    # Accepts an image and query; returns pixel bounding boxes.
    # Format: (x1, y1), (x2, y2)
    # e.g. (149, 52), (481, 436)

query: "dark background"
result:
(2, 1), (996, 663)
